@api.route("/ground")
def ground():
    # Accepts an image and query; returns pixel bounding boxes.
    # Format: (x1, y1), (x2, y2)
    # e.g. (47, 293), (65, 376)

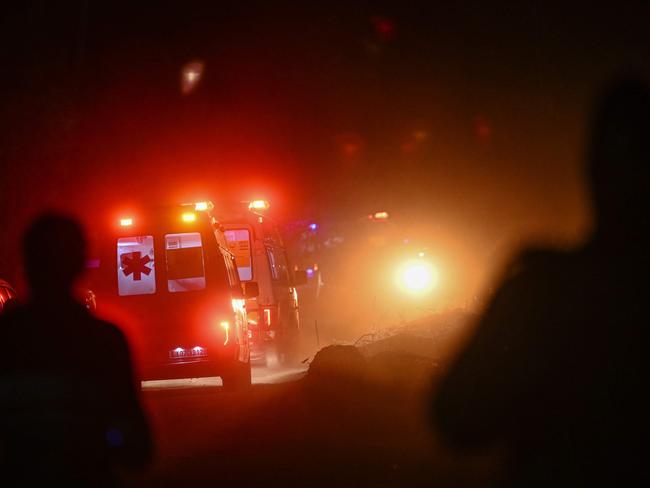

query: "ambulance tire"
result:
(221, 360), (251, 391)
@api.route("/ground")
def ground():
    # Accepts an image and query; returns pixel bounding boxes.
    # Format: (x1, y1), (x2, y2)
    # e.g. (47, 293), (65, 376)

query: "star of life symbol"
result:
(121, 251), (152, 281)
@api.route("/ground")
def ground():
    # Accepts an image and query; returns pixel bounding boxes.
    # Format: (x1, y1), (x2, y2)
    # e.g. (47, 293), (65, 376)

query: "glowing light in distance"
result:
(182, 212), (197, 223)
(120, 218), (133, 227)
(397, 260), (438, 294)
(374, 211), (389, 220)
(263, 308), (272, 327)
(181, 61), (204, 94)
(248, 200), (270, 210)
(309, 223), (318, 231)
(194, 201), (209, 211)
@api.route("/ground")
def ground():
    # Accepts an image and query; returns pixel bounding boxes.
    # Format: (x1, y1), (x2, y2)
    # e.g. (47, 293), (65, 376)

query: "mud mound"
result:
(307, 344), (367, 380)
(361, 333), (438, 360)
(304, 345), (369, 397)
(367, 350), (439, 392)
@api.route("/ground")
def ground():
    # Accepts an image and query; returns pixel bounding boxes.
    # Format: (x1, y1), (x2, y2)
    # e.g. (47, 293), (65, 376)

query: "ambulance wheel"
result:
(221, 361), (251, 391)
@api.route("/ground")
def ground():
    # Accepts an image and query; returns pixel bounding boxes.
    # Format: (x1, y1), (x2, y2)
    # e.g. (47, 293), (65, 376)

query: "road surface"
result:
(141, 365), (308, 391)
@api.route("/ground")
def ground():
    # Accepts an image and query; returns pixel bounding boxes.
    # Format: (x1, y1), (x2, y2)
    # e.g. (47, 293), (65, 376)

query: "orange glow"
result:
(373, 211), (389, 220)
(120, 218), (133, 227)
(182, 212), (197, 223)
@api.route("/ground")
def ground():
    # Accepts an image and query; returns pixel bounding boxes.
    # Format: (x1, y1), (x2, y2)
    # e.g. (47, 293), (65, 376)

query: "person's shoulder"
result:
(0, 304), (31, 328)
(487, 247), (577, 303)
(90, 317), (129, 348)
(507, 246), (575, 280)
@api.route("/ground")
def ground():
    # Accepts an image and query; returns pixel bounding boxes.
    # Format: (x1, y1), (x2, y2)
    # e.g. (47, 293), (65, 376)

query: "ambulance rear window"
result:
(224, 229), (252, 281)
(165, 232), (206, 292)
(117, 236), (156, 296)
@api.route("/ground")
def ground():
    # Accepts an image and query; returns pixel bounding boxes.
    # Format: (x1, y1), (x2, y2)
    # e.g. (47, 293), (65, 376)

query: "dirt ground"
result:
(125, 319), (503, 487)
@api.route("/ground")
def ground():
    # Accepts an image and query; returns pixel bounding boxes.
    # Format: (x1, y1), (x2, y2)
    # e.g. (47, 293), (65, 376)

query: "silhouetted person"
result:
(0, 214), (152, 485)
(433, 78), (649, 486)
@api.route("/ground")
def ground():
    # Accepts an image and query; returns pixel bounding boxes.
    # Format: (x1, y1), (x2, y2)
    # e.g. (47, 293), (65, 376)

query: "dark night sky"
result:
(1, 1), (648, 291)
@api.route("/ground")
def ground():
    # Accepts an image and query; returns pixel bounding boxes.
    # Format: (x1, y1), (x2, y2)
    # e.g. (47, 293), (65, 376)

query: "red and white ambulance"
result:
(222, 200), (306, 366)
(87, 202), (255, 389)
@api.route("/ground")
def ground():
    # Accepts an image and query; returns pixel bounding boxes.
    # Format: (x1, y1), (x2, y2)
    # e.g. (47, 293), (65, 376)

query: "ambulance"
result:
(222, 200), (306, 366)
(87, 202), (256, 389)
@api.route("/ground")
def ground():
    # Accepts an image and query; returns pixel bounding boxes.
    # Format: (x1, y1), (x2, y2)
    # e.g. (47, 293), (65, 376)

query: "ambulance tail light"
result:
(261, 307), (276, 328)
(219, 320), (230, 346)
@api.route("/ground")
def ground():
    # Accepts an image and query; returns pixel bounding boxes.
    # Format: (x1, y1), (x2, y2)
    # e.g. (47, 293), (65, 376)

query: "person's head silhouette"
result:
(23, 213), (87, 301)
(588, 77), (650, 241)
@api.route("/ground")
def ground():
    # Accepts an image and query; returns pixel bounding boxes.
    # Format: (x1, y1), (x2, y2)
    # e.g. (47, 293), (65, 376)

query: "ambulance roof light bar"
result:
(194, 201), (212, 211)
(370, 211), (389, 221)
(180, 201), (213, 211)
(248, 199), (270, 211)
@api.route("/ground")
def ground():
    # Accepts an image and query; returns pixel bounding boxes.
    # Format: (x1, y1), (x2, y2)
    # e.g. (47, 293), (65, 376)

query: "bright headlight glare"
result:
(397, 260), (438, 293)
